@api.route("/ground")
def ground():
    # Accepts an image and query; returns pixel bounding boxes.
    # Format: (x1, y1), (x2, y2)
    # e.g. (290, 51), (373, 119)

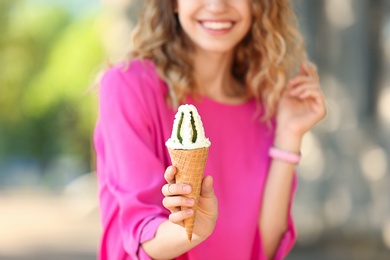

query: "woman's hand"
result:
(161, 166), (218, 240)
(276, 63), (327, 140)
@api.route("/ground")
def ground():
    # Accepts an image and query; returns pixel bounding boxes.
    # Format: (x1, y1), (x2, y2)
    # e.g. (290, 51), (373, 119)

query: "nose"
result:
(204, 0), (229, 12)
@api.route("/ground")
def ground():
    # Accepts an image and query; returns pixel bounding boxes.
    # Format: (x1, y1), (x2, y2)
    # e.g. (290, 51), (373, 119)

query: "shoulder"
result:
(98, 59), (171, 119)
(99, 59), (168, 104)
(100, 59), (167, 93)
(101, 59), (164, 89)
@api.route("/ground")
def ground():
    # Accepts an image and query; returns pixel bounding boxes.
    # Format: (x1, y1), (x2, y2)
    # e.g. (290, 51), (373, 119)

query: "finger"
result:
(288, 75), (314, 88)
(288, 83), (319, 96)
(200, 176), (215, 199)
(162, 183), (192, 197)
(162, 183), (174, 196)
(169, 209), (194, 225)
(162, 196), (195, 210)
(292, 63), (318, 81)
(290, 87), (327, 118)
(306, 63), (318, 77)
(301, 63), (309, 75)
(164, 166), (176, 184)
(298, 89), (324, 103)
(302, 63), (319, 81)
(294, 88), (324, 103)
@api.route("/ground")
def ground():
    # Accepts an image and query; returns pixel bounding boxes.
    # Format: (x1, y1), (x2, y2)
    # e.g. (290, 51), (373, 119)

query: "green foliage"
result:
(0, 0), (104, 172)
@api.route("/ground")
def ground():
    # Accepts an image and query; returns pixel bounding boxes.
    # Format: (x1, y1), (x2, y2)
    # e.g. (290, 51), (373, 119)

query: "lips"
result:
(200, 21), (234, 30)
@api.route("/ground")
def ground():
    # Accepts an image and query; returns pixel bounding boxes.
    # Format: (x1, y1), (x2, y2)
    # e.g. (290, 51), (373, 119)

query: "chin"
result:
(196, 42), (238, 54)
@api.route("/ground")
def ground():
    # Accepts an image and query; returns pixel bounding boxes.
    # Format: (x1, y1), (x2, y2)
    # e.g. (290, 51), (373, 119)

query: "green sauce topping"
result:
(190, 111), (197, 143)
(177, 112), (184, 144)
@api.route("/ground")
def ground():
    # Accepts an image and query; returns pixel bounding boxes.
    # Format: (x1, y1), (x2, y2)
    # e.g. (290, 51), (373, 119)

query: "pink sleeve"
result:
(272, 173), (298, 260)
(97, 66), (168, 259)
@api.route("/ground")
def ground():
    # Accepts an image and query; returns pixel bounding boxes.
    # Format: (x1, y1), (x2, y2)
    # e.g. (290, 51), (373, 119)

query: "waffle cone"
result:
(168, 147), (209, 241)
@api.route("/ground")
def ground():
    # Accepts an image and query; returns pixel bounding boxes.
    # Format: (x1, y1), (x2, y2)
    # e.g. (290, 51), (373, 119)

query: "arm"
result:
(260, 63), (327, 259)
(97, 64), (217, 260)
(96, 65), (172, 259)
(142, 170), (218, 259)
(142, 221), (204, 260)
(260, 133), (300, 259)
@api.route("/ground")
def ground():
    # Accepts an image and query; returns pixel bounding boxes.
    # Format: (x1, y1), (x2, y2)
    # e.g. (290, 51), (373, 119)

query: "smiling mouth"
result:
(200, 21), (234, 30)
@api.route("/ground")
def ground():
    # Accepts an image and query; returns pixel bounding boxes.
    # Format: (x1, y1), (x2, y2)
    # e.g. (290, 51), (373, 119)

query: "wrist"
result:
(273, 131), (303, 153)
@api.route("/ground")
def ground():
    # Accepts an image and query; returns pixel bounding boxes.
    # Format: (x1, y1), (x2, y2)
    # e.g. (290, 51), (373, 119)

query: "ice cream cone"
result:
(168, 147), (209, 242)
(166, 104), (211, 241)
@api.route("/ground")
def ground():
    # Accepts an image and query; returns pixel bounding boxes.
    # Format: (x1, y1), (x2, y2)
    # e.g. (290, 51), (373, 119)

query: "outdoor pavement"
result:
(0, 174), (100, 260)
(1, 174), (389, 260)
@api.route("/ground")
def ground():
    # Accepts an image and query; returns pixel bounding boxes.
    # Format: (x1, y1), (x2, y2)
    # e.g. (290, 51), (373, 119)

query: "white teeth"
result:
(202, 21), (233, 30)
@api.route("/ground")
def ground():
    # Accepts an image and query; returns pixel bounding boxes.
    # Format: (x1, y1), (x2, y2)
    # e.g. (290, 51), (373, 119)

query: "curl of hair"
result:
(130, 0), (308, 119)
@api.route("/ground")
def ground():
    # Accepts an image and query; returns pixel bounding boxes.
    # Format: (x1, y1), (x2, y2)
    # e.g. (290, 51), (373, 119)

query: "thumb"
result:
(200, 175), (215, 198)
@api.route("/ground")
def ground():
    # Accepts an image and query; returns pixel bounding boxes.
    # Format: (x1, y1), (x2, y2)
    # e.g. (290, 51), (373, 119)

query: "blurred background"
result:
(0, 0), (389, 259)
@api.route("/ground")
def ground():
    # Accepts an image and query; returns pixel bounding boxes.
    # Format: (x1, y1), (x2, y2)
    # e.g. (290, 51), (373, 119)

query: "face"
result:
(176, 0), (252, 54)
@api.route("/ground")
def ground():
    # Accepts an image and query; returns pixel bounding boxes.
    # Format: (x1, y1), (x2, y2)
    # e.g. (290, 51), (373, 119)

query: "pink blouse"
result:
(94, 60), (297, 260)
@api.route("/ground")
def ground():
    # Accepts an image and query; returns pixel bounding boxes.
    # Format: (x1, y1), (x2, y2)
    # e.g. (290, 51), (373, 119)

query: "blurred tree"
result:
(0, 0), (104, 179)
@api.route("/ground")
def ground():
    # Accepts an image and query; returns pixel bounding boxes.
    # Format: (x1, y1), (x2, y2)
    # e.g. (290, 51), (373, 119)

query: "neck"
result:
(192, 50), (246, 104)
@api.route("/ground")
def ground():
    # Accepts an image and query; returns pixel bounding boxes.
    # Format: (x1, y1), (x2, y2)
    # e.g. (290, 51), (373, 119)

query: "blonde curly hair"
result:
(130, 0), (308, 120)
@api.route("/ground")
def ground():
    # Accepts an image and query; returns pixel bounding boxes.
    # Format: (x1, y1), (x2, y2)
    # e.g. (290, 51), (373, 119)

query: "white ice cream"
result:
(166, 104), (211, 149)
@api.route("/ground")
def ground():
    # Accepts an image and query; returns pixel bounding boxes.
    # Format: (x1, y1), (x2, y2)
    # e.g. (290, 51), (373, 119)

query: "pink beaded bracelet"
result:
(269, 147), (301, 164)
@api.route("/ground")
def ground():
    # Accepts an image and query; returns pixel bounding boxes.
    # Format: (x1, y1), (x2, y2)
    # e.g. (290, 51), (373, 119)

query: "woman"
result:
(94, 0), (327, 259)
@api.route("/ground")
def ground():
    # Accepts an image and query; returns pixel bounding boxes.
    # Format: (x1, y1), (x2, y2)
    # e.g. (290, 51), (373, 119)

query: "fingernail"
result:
(187, 198), (195, 205)
(183, 185), (191, 192)
(186, 209), (193, 215)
